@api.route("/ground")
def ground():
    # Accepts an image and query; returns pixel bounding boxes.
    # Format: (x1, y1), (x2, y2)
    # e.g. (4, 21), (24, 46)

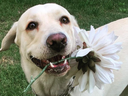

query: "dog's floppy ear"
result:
(0, 22), (17, 51)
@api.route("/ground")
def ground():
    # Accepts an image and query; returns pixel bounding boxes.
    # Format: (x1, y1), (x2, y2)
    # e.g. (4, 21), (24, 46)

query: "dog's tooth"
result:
(64, 59), (67, 65)
(62, 56), (65, 59)
(55, 69), (61, 72)
(50, 62), (54, 67)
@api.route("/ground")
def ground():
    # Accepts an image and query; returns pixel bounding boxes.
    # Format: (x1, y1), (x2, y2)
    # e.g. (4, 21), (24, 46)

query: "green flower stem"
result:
(23, 56), (80, 93)
(23, 63), (50, 93)
(52, 57), (78, 64)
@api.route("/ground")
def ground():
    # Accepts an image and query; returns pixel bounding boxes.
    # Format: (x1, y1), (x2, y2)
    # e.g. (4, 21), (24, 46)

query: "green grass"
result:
(0, 0), (128, 96)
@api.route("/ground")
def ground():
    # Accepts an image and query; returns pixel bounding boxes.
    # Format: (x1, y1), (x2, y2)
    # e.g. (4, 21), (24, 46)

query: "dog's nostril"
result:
(46, 33), (67, 52)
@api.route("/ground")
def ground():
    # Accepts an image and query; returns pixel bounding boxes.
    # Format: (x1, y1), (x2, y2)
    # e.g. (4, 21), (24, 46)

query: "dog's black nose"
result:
(46, 33), (67, 52)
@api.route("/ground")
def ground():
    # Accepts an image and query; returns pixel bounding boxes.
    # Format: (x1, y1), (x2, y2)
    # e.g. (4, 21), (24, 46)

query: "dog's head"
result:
(0, 3), (80, 76)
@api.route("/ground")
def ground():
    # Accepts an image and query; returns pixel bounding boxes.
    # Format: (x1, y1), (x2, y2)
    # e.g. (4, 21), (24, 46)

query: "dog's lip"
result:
(30, 55), (70, 74)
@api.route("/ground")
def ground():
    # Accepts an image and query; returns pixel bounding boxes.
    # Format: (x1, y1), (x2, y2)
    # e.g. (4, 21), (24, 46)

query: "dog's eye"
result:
(60, 16), (70, 24)
(26, 22), (38, 30)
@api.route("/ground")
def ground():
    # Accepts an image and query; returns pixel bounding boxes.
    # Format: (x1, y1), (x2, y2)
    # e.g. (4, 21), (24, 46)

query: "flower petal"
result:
(79, 29), (90, 46)
(88, 70), (95, 93)
(94, 64), (114, 84)
(76, 48), (93, 57)
(99, 56), (122, 70)
(78, 71), (89, 92)
(98, 42), (122, 55)
(93, 33), (118, 51)
(89, 25), (95, 44)
(107, 31), (118, 43)
(92, 25), (108, 46)
(95, 81), (104, 89)
(71, 50), (79, 57)
(104, 54), (119, 60)
(73, 26), (81, 34)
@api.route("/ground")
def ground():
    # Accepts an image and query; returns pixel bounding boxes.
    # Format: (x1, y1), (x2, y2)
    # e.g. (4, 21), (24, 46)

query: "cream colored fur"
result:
(0, 3), (128, 96)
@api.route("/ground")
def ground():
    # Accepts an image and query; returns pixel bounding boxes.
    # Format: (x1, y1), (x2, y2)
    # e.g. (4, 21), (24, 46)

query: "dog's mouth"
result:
(30, 55), (70, 75)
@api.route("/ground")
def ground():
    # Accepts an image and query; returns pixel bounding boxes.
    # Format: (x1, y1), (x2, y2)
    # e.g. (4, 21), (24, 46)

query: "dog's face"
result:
(13, 3), (79, 76)
(0, 3), (80, 95)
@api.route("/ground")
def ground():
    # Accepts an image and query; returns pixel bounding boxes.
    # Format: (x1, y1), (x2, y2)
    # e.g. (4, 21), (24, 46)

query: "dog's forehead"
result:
(31, 4), (69, 14)
(18, 3), (71, 29)
(22, 3), (70, 19)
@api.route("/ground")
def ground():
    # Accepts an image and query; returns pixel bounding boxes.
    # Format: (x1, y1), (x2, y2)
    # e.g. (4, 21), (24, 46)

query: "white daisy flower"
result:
(72, 25), (122, 93)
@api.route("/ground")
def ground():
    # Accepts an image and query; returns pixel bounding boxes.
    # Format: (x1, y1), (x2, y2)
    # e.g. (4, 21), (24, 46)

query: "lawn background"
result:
(0, 0), (128, 96)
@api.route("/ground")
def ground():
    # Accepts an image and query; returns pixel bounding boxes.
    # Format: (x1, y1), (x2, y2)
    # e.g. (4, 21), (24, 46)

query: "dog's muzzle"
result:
(30, 55), (70, 75)
(30, 33), (71, 75)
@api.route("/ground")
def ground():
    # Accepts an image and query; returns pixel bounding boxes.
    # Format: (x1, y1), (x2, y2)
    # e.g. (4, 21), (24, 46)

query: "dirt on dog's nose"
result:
(46, 33), (67, 52)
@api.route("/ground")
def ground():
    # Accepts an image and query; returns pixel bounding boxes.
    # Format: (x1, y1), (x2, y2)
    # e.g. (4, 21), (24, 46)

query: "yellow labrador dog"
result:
(0, 3), (128, 96)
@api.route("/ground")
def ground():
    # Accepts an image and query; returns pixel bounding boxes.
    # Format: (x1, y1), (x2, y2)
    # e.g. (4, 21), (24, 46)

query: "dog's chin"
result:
(30, 55), (71, 76)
